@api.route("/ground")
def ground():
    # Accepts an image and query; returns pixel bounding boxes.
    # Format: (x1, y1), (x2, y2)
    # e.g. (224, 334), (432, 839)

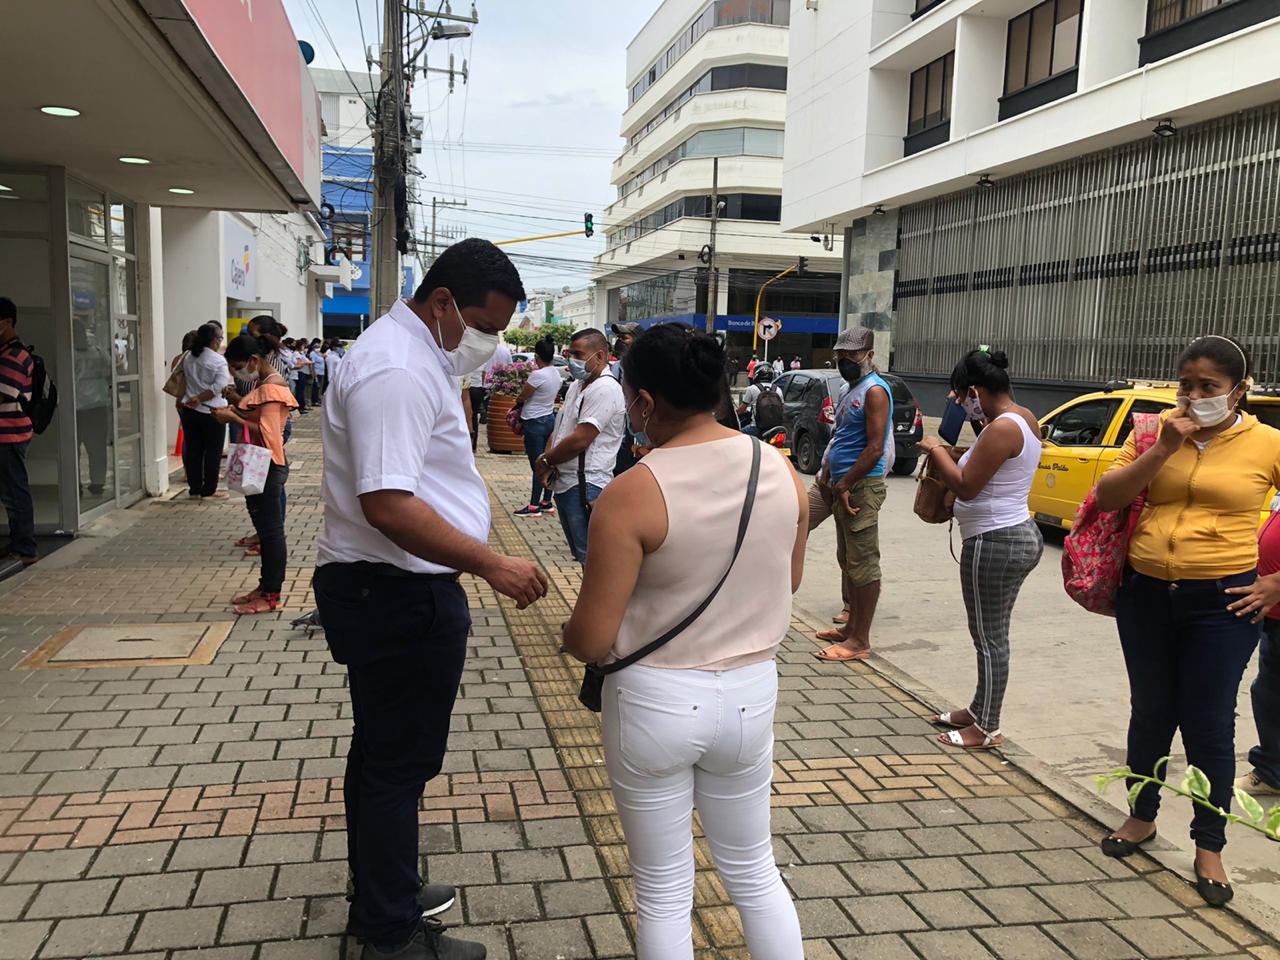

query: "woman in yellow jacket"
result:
(1095, 335), (1280, 906)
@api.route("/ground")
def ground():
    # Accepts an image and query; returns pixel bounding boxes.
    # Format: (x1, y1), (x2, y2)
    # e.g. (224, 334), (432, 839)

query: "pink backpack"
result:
(1061, 412), (1160, 616)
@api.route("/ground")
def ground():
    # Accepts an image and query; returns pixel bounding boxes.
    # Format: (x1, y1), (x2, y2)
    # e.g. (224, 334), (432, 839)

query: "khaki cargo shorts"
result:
(833, 478), (887, 587)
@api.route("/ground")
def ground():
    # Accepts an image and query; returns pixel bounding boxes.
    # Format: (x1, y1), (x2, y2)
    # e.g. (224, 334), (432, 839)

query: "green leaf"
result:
(1234, 788), (1266, 825)
(1153, 756), (1171, 781)
(1266, 805), (1280, 839)
(1182, 766), (1211, 801)
(1126, 782), (1145, 811)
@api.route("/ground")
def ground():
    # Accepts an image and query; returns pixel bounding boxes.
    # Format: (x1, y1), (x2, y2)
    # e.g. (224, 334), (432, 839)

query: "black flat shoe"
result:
(1100, 829), (1156, 859)
(1194, 865), (1234, 907)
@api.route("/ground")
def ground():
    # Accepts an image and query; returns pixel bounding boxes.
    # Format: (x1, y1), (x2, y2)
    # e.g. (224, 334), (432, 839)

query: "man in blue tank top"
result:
(814, 326), (893, 663)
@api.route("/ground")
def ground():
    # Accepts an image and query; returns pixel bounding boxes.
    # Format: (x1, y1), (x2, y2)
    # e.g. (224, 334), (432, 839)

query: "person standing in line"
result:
(536, 328), (626, 564)
(293, 343), (312, 414)
(179, 322), (231, 500)
(563, 324), (807, 960)
(471, 335), (512, 451)
(1094, 334), (1280, 906)
(513, 338), (561, 517)
(728, 354), (741, 386)
(326, 338), (344, 387)
(314, 238), (546, 960)
(772, 356), (784, 376)
(309, 340), (327, 404)
(611, 321), (641, 475)
(213, 333), (297, 614)
(746, 355), (758, 380)
(813, 327), (892, 663)
(917, 350), (1044, 750)
(0, 298), (37, 566)
(790, 355), (801, 371)
(1232, 500), (1280, 802)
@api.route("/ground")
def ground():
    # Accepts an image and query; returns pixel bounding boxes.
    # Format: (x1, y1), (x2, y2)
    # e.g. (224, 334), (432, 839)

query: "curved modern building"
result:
(595, 0), (846, 366)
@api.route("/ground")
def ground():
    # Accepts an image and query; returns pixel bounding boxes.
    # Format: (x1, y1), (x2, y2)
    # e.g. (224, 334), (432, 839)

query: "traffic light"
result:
(584, 213), (594, 238)
(797, 256), (809, 277)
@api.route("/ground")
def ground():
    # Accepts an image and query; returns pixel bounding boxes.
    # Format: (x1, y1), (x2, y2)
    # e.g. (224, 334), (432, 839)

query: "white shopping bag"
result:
(226, 440), (272, 496)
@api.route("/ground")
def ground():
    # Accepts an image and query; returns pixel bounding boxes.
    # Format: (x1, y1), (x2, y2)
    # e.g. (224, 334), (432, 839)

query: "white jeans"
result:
(602, 660), (802, 960)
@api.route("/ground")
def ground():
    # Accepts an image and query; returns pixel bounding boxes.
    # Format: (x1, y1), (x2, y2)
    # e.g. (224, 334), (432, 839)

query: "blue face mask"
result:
(567, 357), (589, 381)
(626, 396), (652, 447)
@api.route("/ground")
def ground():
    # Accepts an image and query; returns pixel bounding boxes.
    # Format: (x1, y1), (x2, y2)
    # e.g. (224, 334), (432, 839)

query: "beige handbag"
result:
(162, 354), (187, 399)
(913, 446), (965, 524)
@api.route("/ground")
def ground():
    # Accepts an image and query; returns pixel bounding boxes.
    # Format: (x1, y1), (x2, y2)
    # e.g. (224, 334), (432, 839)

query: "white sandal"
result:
(939, 725), (1003, 750)
(930, 711), (970, 729)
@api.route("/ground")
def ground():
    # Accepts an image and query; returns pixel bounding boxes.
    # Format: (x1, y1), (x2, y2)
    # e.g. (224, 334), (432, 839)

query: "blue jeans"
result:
(1249, 619), (1280, 788)
(554, 482), (602, 564)
(521, 414), (556, 505)
(295, 374), (311, 412)
(0, 441), (35, 558)
(1116, 567), (1262, 852)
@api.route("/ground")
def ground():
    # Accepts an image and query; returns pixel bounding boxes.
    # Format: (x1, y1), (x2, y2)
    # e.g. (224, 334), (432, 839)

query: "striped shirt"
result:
(0, 340), (33, 443)
(269, 351), (291, 379)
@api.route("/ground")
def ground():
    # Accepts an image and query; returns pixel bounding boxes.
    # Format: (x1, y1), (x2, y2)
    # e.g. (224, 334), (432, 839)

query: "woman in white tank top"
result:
(563, 324), (808, 960)
(916, 350), (1045, 750)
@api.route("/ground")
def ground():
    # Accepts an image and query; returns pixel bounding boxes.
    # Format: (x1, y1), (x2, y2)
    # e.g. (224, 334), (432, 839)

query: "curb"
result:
(789, 602), (1280, 941)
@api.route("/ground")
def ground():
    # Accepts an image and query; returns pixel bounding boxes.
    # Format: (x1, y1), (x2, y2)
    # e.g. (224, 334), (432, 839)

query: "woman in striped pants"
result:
(917, 349), (1044, 750)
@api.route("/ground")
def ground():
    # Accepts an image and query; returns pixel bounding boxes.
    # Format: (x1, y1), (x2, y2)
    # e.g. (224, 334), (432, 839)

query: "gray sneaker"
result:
(1234, 770), (1280, 797)
(361, 918), (486, 960)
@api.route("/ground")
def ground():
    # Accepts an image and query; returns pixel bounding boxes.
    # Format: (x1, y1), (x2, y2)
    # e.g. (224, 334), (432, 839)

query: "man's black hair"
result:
(570, 328), (609, 355)
(0, 297), (17, 326)
(413, 237), (526, 310)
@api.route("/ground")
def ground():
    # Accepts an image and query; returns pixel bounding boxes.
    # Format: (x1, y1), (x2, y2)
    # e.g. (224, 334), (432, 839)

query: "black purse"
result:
(578, 439), (762, 712)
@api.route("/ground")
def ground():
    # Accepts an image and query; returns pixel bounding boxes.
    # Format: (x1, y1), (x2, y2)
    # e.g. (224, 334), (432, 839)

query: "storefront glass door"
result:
(69, 255), (115, 511)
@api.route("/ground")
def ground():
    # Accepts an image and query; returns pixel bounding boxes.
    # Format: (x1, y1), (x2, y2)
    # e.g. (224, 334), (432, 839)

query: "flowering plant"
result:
(487, 361), (534, 398)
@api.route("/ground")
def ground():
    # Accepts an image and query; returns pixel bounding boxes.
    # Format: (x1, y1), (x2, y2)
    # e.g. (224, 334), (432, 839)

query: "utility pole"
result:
(704, 156), (720, 334)
(430, 196), (467, 264)
(370, 0), (405, 320)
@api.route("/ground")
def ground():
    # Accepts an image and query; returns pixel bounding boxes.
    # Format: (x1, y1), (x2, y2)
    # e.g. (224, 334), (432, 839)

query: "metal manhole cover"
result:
(21, 622), (234, 669)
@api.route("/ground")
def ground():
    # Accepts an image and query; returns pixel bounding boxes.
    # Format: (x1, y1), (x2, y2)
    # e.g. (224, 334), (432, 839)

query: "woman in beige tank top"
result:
(564, 325), (809, 959)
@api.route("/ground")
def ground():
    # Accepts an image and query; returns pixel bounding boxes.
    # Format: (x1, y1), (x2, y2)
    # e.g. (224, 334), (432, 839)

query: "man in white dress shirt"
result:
(315, 239), (547, 960)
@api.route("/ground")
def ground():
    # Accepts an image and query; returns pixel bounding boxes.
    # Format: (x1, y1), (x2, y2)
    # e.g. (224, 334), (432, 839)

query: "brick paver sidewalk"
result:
(0, 413), (1276, 959)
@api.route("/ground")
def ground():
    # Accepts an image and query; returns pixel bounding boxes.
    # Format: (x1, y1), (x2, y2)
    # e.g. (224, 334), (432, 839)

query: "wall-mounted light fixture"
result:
(1153, 118), (1177, 139)
(977, 174), (994, 189)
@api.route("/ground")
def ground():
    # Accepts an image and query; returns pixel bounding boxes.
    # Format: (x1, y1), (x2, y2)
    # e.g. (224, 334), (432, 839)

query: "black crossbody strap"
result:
(597, 437), (761, 675)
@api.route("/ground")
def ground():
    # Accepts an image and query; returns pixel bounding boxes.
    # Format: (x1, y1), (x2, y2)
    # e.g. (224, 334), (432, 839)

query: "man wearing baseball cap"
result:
(814, 326), (893, 663)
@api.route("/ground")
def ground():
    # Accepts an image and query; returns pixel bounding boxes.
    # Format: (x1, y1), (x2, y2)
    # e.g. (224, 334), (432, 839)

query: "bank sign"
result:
(224, 215), (257, 300)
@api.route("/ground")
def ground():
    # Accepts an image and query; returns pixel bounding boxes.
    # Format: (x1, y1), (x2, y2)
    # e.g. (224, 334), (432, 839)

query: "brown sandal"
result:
(832, 610), (850, 625)
(815, 628), (845, 642)
(814, 643), (869, 662)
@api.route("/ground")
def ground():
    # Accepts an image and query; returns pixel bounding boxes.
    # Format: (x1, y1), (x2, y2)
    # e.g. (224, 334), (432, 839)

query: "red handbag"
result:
(1061, 413), (1160, 616)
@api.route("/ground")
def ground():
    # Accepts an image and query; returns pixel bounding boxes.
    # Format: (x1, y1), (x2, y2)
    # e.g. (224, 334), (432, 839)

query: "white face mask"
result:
(439, 299), (499, 376)
(1182, 392), (1236, 428)
(238, 364), (260, 385)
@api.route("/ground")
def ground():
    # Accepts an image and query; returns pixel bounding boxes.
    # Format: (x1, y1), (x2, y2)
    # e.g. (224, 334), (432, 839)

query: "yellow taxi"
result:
(1029, 382), (1280, 530)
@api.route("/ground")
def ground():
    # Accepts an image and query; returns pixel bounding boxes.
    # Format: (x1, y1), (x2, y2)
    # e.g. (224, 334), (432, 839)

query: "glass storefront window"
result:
(115, 380), (141, 438)
(70, 256), (116, 510)
(67, 179), (107, 245)
(112, 256), (136, 316)
(109, 202), (135, 254)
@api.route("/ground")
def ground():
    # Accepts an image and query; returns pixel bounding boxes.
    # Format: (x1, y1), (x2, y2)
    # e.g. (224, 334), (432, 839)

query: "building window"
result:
(628, 0), (789, 105)
(625, 63), (788, 150)
(1141, 0), (1275, 64)
(907, 52), (954, 136)
(606, 193), (781, 248)
(1148, 0), (1231, 32)
(330, 222), (366, 262)
(1005, 0), (1082, 96)
(913, 0), (949, 16)
(617, 128), (783, 199)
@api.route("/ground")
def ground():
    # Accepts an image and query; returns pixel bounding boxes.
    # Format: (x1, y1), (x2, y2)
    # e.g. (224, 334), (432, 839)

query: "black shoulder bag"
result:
(578, 438), (762, 712)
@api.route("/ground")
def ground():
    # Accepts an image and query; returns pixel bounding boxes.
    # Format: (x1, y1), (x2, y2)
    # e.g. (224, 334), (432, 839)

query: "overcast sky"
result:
(282, 0), (654, 291)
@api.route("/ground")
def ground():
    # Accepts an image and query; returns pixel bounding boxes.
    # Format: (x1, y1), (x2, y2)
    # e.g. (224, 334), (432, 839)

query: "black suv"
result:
(771, 369), (923, 476)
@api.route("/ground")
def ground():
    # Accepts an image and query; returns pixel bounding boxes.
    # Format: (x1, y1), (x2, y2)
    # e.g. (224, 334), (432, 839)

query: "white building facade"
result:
(784, 0), (1280, 406)
(595, 0), (845, 366)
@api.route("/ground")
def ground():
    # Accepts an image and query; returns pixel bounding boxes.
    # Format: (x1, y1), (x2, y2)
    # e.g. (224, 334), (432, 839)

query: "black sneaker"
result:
(361, 918), (486, 960)
(513, 505), (541, 518)
(347, 884), (456, 940)
(538, 501), (556, 516)
(421, 883), (456, 918)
